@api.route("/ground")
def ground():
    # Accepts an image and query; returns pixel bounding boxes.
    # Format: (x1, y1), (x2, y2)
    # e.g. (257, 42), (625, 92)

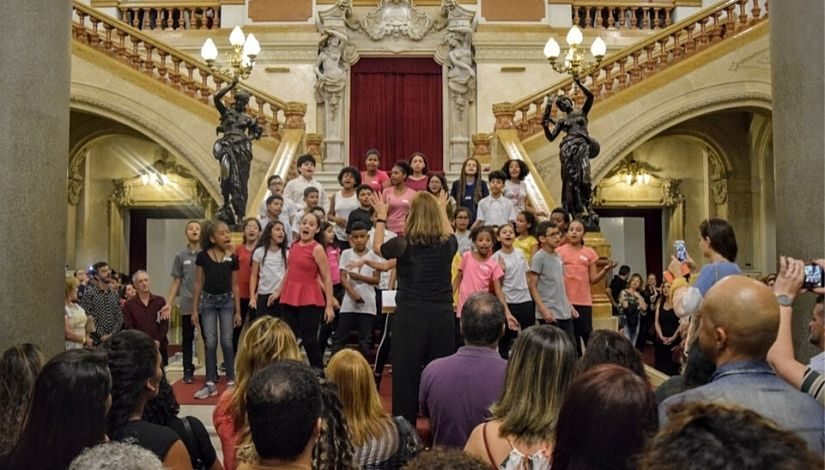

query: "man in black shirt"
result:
(609, 265), (631, 317)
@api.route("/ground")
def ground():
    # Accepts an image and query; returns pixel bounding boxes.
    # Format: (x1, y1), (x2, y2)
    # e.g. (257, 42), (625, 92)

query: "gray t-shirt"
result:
(529, 250), (572, 320)
(170, 247), (199, 315)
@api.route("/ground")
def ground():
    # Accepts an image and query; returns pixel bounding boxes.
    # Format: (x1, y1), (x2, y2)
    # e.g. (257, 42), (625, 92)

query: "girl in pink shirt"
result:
(382, 161), (417, 235)
(453, 227), (519, 345)
(555, 219), (616, 355)
(361, 149), (390, 193)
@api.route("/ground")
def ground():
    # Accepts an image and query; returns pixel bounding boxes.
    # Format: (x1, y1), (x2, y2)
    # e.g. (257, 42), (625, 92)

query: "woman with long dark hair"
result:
(552, 364), (657, 470)
(104, 330), (191, 469)
(1, 349), (108, 470)
(0, 344), (43, 457)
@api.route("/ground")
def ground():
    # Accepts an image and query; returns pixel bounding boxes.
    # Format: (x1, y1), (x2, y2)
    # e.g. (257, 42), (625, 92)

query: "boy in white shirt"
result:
(259, 175), (297, 224)
(283, 154), (329, 212)
(332, 222), (380, 358)
(473, 170), (517, 229)
(292, 187), (322, 241)
(260, 194), (292, 245)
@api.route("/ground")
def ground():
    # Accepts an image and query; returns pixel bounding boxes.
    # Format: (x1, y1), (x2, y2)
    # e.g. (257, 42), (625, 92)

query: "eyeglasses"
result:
(547, 232), (563, 238)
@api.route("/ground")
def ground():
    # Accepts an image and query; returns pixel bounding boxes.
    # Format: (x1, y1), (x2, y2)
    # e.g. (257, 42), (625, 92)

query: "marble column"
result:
(771, 0), (825, 361)
(0, 1), (71, 357)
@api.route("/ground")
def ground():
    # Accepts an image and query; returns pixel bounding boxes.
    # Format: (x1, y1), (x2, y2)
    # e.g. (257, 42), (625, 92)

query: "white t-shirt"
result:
(252, 246), (287, 295)
(368, 227), (397, 290)
(332, 190), (360, 242)
(284, 176), (329, 212)
(259, 213), (292, 246)
(455, 230), (472, 255)
(476, 194), (517, 227)
(259, 191), (297, 225)
(493, 249), (532, 304)
(339, 249), (380, 315)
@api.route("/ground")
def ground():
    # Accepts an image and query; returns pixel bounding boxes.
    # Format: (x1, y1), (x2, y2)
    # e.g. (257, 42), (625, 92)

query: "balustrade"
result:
(572, 3), (675, 31)
(509, 0), (768, 141)
(120, 4), (220, 31)
(72, 1), (294, 138)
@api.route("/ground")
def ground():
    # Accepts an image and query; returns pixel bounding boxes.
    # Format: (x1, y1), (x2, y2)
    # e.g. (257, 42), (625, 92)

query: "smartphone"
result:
(804, 263), (824, 290)
(674, 240), (687, 262)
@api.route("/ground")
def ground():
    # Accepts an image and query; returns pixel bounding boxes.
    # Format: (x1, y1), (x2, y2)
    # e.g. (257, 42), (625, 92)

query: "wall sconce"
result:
(543, 26), (606, 78)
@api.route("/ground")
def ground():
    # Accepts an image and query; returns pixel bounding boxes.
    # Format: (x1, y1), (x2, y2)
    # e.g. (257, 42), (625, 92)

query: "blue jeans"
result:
(200, 292), (235, 383)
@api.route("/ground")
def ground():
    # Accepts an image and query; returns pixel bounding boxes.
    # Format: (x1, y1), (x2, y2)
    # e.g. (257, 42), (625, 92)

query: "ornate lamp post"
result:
(543, 26), (606, 79)
(200, 26), (260, 83)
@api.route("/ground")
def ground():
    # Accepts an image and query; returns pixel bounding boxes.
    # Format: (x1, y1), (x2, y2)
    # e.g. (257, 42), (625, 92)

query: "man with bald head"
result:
(660, 275), (824, 454)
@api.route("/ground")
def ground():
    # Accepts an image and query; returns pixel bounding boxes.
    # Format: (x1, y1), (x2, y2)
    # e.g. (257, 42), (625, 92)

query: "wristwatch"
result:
(776, 294), (793, 307)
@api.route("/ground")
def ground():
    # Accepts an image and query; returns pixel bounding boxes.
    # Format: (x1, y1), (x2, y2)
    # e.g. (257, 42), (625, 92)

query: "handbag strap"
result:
(180, 416), (204, 469)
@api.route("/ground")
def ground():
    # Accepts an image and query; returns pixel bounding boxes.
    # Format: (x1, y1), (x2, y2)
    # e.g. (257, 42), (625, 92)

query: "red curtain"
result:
(349, 58), (443, 172)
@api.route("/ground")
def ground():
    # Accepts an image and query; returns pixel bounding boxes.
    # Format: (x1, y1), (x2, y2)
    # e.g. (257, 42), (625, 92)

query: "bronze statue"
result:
(213, 77), (262, 226)
(542, 77), (600, 229)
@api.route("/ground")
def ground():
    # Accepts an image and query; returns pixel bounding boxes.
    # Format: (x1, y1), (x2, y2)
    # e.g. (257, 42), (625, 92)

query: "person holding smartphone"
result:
(769, 257), (825, 404)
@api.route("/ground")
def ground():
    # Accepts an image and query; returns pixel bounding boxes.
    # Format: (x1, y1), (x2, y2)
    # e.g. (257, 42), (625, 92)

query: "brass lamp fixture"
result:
(619, 159), (651, 186)
(543, 26), (606, 78)
(200, 26), (260, 82)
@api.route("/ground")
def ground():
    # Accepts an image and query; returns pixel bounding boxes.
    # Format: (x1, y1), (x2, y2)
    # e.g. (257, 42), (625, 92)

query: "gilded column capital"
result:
(305, 133), (323, 159)
(471, 133), (491, 157)
(493, 102), (516, 130)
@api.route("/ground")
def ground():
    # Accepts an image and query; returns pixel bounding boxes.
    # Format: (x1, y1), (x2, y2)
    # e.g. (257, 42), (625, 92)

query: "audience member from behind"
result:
(103, 330), (191, 469)
(69, 442), (165, 470)
(660, 276), (824, 454)
(654, 344), (716, 404)
(464, 325), (577, 469)
(579, 329), (647, 381)
(768, 256), (825, 404)
(1, 349), (108, 470)
(315, 379), (357, 469)
(327, 349), (422, 468)
(240, 361), (323, 470)
(552, 364), (657, 470)
(144, 376), (222, 470)
(420, 293), (508, 448)
(641, 402), (824, 470)
(403, 447), (487, 470)
(215, 316), (301, 470)
(0, 344), (43, 457)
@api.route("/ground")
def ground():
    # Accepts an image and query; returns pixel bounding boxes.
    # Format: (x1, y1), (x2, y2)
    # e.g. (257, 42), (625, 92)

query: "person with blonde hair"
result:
(464, 325), (577, 469)
(369, 189), (456, 424)
(212, 316), (301, 470)
(326, 349), (421, 468)
(65, 276), (91, 349)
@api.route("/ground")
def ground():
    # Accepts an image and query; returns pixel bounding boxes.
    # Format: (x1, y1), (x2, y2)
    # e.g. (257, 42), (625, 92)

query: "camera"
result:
(804, 263), (824, 290)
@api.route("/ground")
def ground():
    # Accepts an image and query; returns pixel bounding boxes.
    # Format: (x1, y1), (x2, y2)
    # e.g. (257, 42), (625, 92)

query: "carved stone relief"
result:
(706, 146), (730, 207)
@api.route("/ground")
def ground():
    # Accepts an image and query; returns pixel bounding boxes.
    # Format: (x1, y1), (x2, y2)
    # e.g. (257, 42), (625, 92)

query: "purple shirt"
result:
(419, 346), (507, 448)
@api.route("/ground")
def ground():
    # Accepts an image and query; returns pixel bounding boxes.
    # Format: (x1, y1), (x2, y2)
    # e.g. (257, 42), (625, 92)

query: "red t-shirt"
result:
(236, 245), (253, 300)
(556, 244), (599, 306)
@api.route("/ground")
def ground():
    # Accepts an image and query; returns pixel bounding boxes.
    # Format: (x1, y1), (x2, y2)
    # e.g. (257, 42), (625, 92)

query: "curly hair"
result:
(142, 376), (179, 426)
(69, 441), (164, 470)
(102, 330), (158, 436)
(314, 380), (356, 470)
(640, 402), (824, 470)
(0, 344), (43, 456)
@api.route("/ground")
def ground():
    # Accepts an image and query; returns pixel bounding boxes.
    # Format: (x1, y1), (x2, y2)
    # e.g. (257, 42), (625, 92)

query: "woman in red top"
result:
(361, 149), (390, 193)
(233, 218), (260, 355)
(555, 219), (616, 355)
(279, 212), (335, 368)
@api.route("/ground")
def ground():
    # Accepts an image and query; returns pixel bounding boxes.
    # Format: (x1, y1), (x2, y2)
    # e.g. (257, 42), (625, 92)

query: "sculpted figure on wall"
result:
(445, 26), (475, 116)
(542, 77), (601, 229)
(213, 77), (262, 226)
(315, 28), (351, 115)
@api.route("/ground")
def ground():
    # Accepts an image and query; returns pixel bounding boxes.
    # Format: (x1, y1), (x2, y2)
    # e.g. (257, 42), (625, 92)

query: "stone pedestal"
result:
(0, 2), (71, 357)
(771, 0), (825, 362)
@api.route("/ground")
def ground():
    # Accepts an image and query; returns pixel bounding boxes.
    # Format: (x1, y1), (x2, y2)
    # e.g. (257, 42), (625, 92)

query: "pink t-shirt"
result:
(382, 187), (416, 235)
(556, 244), (599, 306)
(362, 170), (389, 193)
(326, 245), (341, 285)
(406, 176), (429, 192)
(457, 251), (504, 318)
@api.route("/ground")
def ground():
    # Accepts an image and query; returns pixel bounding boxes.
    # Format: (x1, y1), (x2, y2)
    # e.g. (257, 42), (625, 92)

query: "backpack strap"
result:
(180, 416), (204, 469)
